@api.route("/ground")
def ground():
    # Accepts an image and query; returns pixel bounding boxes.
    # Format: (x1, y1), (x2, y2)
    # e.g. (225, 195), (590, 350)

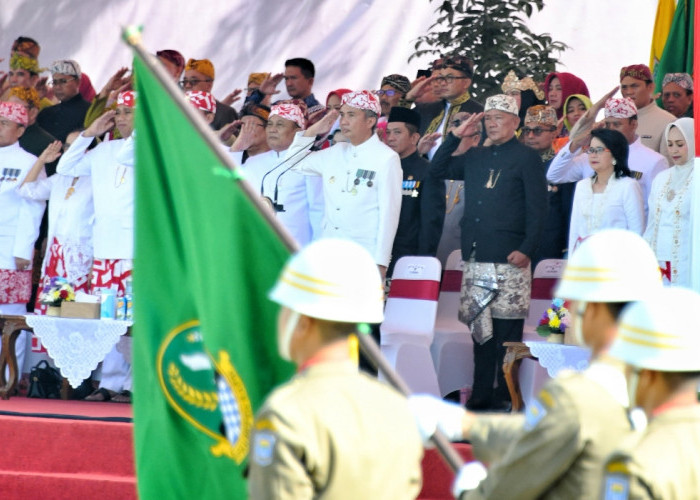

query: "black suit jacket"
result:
(430, 133), (547, 263)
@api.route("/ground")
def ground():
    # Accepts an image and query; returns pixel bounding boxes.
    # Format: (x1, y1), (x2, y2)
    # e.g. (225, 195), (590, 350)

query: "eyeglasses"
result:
(374, 89), (400, 97)
(51, 77), (77, 86)
(179, 78), (213, 88)
(585, 146), (611, 155)
(522, 126), (556, 136)
(433, 75), (470, 85)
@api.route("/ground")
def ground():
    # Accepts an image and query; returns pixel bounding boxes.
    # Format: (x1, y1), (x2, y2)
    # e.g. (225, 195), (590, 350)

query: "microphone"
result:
(260, 136), (320, 212)
(270, 154), (312, 212)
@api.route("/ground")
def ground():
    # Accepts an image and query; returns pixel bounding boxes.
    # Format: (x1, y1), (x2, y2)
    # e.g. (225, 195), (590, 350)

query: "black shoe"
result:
(489, 400), (512, 412)
(466, 397), (492, 411)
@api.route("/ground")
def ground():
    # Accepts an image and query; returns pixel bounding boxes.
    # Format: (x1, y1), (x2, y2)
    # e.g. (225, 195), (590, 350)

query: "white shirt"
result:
(19, 174), (93, 282)
(239, 148), (324, 246)
(287, 133), (403, 266)
(569, 175), (645, 255)
(427, 101), (450, 160)
(57, 133), (134, 259)
(0, 142), (45, 267)
(547, 138), (668, 216)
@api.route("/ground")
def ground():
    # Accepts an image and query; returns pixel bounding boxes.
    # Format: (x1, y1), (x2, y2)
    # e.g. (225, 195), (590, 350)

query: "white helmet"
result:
(610, 287), (700, 372)
(555, 229), (661, 302)
(269, 238), (384, 323)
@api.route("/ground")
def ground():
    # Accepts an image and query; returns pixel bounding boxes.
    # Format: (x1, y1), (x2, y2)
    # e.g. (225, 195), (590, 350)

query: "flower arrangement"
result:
(39, 277), (76, 306)
(536, 298), (571, 337)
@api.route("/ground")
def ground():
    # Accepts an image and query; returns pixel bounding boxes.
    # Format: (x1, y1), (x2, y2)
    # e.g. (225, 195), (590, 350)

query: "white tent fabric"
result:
(2, 0), (657, 104)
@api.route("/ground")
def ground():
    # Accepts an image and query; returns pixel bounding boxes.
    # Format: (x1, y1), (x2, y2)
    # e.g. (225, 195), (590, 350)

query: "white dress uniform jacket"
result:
(547, 138), (667, 216)
(237, 149), (324, 246)
(56, 134), (134, 260)
(286, 133), (402, 267)
(0, 142), (45, 272)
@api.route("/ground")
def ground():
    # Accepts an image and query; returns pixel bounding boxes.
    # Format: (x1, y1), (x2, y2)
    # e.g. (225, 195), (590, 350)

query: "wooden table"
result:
(0, 315), (132, 400)
(0, 315), (32, 400)
(502, 341), (537, 412)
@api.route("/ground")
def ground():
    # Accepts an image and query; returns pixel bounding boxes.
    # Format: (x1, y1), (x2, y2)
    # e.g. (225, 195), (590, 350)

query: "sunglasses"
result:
(522, 126), (556, 136)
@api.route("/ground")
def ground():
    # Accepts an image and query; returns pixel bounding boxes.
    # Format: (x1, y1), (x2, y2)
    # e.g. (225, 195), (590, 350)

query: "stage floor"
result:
(0, 396), (132, 422)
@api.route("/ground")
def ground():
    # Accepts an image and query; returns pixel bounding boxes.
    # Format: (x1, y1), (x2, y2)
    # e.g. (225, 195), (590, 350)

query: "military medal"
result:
(667, 189), (676, 202)
(329, 176), (335, 184)
(411, 181), (420, 197)
(366, 171), (375, 187)
(9, 169), (19, 182)
(0, 168), (6, 183)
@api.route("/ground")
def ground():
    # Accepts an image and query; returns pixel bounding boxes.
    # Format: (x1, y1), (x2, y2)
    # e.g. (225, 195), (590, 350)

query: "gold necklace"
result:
(64, 177), (79, 200)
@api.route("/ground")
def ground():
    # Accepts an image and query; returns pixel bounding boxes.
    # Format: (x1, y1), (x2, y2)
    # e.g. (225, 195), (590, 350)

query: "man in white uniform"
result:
(285, 90), (402, 278)
(547, 97), (667, 215)
(0, 101), (45, 379)
(56, 91), (135, 402)
(237, 103), (323, 246)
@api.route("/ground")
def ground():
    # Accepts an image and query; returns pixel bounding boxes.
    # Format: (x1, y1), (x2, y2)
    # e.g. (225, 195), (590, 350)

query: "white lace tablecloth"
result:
(524, 341), (591, 377)
(25, 315), (132, 388)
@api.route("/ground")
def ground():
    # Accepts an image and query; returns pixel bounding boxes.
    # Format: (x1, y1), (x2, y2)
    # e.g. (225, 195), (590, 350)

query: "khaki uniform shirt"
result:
(602, 405), (700, 500)
(464, 360), (634, 499)
(248, 360), (423, 499)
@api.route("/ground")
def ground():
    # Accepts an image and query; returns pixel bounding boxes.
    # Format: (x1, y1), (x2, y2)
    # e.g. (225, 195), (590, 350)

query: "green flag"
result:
(131, 50), (294, 499)
(654, 0), (695, 92)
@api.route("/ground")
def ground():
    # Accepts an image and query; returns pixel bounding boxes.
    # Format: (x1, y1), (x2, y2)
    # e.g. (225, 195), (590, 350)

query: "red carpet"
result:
(419, 443), (475, 499)
(0, 397), (471, 499)
(0, 398), (136, 500)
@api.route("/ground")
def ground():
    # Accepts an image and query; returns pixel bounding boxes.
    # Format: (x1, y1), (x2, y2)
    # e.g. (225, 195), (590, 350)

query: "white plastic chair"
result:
(430, 249), (474, 397)
(523, 259), (567, 341)
(380, 256), (441, 396)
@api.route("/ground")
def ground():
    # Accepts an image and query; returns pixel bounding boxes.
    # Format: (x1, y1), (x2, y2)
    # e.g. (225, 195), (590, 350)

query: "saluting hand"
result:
(405, 75), (436, 102)
(453, 112), (484, 139)
(84, 110), (116, 138)
(38, 141), (63, 163)
(259, 73), (284, 96)
(417, 132), (441, 155)
(304, 109), (338, 138)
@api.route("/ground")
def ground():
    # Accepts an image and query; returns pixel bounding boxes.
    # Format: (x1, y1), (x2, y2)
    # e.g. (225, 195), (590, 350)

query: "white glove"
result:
(452, 461), (488, 498)
(407, 394), (466, 446)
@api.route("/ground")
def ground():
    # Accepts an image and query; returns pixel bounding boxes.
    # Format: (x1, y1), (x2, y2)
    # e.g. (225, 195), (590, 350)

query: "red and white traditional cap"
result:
(270, 103), (306, 130)
(0, 101), (28, 126)
(117, 90), (136, 108)
(604, 97), (637, 118)
(341, 90), (381, 116)
(185, 91), (216, 114)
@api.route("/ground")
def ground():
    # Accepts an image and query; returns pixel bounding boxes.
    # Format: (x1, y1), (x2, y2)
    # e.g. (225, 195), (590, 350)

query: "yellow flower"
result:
(550, 316), (561, 329)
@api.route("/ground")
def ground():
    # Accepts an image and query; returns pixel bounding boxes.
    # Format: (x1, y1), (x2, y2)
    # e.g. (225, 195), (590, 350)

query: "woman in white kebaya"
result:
(644, 117), (695, 287)
(19, 131), (94, 313)
(569, 128), (645, 256)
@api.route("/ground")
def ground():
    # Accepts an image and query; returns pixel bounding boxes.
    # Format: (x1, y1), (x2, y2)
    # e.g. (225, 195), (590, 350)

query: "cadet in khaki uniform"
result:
(408, 229), (663, 499)
(248, 238), (423, 499)
(601, 287), (700, 500)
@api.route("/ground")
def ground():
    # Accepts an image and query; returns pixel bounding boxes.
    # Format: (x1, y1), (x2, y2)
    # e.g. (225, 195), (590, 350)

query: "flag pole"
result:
(121, 26), (300, 253)
(122, 26), (464, 474)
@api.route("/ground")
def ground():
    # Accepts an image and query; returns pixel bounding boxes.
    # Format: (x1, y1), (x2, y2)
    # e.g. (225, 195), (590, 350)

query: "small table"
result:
(503, 340), (590, 411)
(0, 314), (132, 400)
